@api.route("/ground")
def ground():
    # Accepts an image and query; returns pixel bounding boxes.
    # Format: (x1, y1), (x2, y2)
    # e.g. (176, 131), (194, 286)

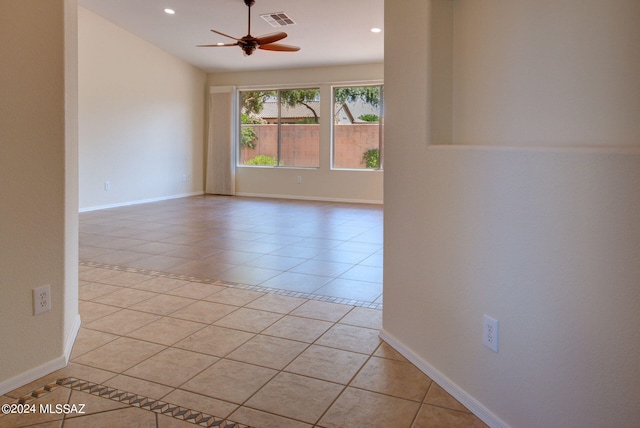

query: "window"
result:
(239, 88), (320, 168)
(332, 85), (384, 170)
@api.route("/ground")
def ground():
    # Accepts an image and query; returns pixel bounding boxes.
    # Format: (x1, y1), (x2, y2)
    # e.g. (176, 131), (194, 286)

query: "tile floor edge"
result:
(7, 377), (251, 428)
(79, 260), (383, 310)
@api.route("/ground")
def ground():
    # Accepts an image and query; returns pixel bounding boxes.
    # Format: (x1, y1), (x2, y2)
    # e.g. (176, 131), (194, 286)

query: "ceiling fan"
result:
(197, 0), (300, 56)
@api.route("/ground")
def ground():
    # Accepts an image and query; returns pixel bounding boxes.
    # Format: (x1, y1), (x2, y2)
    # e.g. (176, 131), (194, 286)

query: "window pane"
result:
(239, 90), (278, 166)
(279, 89), (320, 167)
(238, 89), (320, 168)
(333, 86), (383, 170)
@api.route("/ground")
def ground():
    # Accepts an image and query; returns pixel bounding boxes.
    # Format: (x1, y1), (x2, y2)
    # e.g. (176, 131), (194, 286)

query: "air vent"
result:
(260, 12), (296, 27)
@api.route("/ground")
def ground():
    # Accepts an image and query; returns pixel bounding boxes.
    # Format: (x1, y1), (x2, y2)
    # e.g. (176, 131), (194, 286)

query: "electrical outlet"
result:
(483, 314), (499, 353)
(104, 181), (111, 190)
(296, 176), (302, 184)
(33, 285), (51, 315)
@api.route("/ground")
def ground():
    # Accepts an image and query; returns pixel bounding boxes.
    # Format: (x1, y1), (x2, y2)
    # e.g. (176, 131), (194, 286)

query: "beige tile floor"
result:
(78, 196), (383, 307)
(1, 196), (487, 427)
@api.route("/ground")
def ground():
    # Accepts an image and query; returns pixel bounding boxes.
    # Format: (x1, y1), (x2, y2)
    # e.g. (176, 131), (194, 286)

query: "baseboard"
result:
(234, 192), (383, 205)
(0, 356), (67, 396)
(379, 329), (510, 428)
(79, 191), (205, 212)
(0, 315), (82, 396)
(64, 314), (82, 364)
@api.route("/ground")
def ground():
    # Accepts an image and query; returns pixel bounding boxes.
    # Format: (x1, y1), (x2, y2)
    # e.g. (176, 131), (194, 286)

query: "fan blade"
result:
(210, 29), (241, 41)
(259, 43), (300, 52)
(197, 43), (238, 47)
(256, 32), (288, 45)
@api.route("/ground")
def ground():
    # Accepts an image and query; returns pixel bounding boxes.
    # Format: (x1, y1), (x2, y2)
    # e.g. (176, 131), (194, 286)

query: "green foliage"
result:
(362, 148), (380, 169)
(280, 89), (321, 123)
(240, 126), (258, 149)
(240, 87), (382, 126)
(240, 114), (266, 150)
(240, 91), (275, 115)
(280, 89), (319, 105)
(358, 114), (379, 122)
(245, 155), (278, 166)
(240, 89), (321, 124)
(335, 86), (381, 108)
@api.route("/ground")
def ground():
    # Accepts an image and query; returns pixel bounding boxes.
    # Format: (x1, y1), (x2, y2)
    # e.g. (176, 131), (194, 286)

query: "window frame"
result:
(331, 83), (384, 171)
(237, 85), (322, 169)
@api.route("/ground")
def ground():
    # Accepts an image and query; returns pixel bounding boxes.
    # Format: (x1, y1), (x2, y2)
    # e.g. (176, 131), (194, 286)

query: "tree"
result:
(240, 89), (321, 124)
(241, 87), (380, 118)
(279, 89), (320, 123)
(335, 86), (380, 108)
(240, 90), (275, 115)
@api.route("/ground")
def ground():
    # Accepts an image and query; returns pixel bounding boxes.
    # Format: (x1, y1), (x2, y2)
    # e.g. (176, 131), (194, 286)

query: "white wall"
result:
(383, 1), (640, 427)
(78, 7), (207, 211)
(452, 0), (640, 147)
(0, 0), (79, 393)
(208, 64), (384, 203)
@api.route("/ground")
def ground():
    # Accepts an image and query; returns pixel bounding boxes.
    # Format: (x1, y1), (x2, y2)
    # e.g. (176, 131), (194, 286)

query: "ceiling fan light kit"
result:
(197, 0), (300, 56)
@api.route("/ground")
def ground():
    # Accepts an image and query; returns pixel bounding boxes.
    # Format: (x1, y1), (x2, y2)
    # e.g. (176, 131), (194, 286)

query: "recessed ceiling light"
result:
(371, 27), (382, 33)
(164, 8), (175, 15)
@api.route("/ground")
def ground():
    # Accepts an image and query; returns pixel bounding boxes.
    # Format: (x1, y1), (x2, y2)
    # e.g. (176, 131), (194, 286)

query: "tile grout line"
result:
(79, 260), (383, 310)
(9, 377), (252, 428)
(310, 340), (379, 427)
(74, 279), (371, 426)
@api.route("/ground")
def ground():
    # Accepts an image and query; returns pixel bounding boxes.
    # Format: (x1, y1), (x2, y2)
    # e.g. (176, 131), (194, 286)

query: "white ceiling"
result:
(78, 0), (384, 73)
